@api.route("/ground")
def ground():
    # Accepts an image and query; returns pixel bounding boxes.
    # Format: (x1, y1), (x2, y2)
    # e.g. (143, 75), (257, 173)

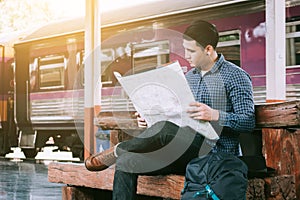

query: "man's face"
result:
(182, 39), (207, 69)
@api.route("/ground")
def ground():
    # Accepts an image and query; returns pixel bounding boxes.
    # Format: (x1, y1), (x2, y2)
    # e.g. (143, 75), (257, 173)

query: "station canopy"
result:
(20, 0), (250, 42)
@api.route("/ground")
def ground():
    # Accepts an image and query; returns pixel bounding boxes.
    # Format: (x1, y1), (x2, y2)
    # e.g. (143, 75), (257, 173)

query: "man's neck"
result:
(205, 52), (218, 71)
(195, 51), (218, 71)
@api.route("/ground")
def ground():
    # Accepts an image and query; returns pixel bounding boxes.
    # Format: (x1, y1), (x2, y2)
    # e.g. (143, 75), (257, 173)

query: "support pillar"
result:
(265, 0), (286, 102)
(84, 0), (101, 158)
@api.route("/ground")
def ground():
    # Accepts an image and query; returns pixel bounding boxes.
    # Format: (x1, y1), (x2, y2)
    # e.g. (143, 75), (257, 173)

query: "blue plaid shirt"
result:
(185, 54), (255, 155)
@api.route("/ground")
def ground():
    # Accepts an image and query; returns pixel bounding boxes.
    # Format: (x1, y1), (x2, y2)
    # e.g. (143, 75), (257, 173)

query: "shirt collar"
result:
(210, 54), (224, 74)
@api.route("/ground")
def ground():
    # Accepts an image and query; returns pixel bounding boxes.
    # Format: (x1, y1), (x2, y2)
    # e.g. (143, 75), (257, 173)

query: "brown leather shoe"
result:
(85, 146), (116, 171)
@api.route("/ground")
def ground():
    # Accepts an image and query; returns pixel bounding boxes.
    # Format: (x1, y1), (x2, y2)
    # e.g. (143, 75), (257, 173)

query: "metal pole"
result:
(265, 0), (286, 102)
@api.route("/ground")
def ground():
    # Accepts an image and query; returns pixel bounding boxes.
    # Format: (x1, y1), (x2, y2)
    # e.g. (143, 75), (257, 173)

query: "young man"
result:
(85, 20), (255, 199)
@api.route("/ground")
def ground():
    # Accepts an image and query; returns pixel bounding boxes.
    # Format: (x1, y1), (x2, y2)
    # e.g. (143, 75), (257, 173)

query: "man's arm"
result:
(218, 71), (255, 133)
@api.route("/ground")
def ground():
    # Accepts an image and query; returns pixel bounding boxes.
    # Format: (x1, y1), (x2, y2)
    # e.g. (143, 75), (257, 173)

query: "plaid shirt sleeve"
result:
(217, 66), (256, 132)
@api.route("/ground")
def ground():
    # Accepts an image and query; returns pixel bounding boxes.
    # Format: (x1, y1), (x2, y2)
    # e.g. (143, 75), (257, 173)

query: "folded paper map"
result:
(114, 61), (218, 140)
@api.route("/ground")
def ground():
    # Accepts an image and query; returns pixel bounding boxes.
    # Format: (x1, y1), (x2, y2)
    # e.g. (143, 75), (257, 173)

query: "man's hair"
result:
(183, 20), (219, 49)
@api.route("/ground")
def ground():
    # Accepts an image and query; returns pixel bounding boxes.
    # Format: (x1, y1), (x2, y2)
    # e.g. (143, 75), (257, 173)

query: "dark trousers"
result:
(112, 121), (204, 200)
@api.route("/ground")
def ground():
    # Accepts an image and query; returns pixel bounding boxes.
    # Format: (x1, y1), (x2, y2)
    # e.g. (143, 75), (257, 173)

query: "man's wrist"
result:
(211, 109), (219, 121)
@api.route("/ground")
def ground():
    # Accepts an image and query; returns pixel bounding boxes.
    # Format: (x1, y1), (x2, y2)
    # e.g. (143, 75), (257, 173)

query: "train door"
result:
(0, 44), (17, 156)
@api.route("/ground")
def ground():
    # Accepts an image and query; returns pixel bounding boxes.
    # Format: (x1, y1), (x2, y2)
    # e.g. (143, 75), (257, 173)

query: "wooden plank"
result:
(62, 186), (113, 200)
(96, 111), (139, 130)
(246, 176), (296, 200)
(264, 175), (296, 200)
(48, 162), (184, 199)
(137, 175), (184, 199)
(109, 130), (120, 145)
(255, 100), (300, 127)
(262, 128), (300, 198)
(62, 186), (94, 200)
(48, 162), (114, 190)
(98, 101), (300, 129)
(246, 178), (265, 199)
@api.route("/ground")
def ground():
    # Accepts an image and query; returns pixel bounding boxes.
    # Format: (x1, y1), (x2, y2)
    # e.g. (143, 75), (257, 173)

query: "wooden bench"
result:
(48, 101), (300, 200)
(48, 162), (296, 200)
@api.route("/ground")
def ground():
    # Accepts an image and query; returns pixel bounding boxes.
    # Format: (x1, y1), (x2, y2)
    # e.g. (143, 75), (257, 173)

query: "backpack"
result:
(181, 152), (248, 200)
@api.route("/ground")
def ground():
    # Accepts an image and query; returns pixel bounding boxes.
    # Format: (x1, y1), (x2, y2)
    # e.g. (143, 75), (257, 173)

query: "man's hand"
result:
(187, 102), (219, 121)
(135, 112), (148, 128)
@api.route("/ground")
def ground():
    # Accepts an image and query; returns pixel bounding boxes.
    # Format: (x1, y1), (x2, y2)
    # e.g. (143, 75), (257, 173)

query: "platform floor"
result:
(0, 157), (64, 200)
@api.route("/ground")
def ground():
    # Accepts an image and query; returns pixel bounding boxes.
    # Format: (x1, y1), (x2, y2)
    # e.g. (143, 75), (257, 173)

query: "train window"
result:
(132, 40), (169, 73)
(38, 55), (66, 90)
(79, 48), (116, 87)
(286, 21), (300, 67)
(66, 38), (82, 89)
(29, 59), (38, 91)
(217, 30), (241, 66)
(77, 50), (85, 87)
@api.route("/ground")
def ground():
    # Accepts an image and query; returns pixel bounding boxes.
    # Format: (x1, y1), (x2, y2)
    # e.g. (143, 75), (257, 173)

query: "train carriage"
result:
(12, 0), (300, 158)
(0, 32), (26, 155)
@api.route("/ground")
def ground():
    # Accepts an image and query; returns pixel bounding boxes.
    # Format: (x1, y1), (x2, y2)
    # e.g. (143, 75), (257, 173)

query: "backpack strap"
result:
(205, 185), (220, 200)
(192, 185), (220, 200)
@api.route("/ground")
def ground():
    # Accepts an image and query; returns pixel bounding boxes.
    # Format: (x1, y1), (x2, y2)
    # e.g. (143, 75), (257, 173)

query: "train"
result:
(0, 0), (300, 159)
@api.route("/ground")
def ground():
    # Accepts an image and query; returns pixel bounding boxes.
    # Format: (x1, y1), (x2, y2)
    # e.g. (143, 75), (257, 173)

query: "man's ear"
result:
(205, 45), (213, 56)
